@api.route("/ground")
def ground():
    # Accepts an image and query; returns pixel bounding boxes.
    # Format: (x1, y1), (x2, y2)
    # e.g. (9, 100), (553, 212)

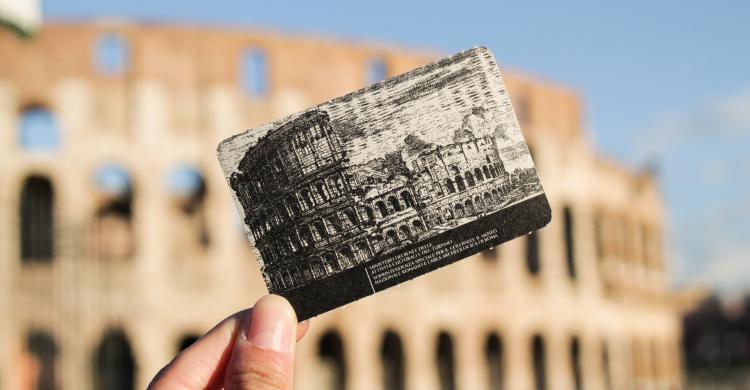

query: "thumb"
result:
(224, 295), (298, 390)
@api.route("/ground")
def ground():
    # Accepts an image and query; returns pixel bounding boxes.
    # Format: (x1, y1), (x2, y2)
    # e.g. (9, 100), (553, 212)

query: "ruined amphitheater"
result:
(0, 23), (682, 389)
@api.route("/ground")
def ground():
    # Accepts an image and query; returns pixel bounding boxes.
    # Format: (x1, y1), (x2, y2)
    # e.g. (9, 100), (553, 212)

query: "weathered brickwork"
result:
(0, 23), (682, 390)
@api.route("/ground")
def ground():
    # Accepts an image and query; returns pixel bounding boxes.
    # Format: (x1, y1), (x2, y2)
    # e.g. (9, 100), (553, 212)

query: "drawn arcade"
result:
(230, 109), (515, 292)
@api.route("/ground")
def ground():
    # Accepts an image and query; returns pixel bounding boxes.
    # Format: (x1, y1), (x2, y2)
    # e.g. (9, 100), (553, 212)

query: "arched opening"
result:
(353, 241), (370, 263)
(311, 260), (324, 278)
(259, 243), (274, 263)
(324, 252), (339, 272)
(251, 221), (262, 240)
(412, 219), (425, 234)
(339, 246), (355, 268)
(240, 47), (268, 98)
(474, 167), (484, 181)
(327, 215), (342, 235)
(386, 230), (399, 245)
(364, 206), (376, 222)
(272, 273), (284, 290)
(483, 165), (491, 179)
(286, 195), (300, 217)
(398, 225), (411, 240)
(301, 189), (315, 209)
(465, 171), (476, 186)
(20, 175), (54, 263)
(291, 267), (303, 284)
(436, 332), (456, 390)
(376, 201), (389, 218)
(282, 269), (294, 288)
(325, 177), (339, 198)
(366, 58), (388, 85)
(400, 191), (414, 209)
(454, 203), (464, 218)
(629, 338), (640, 381)
(94, 32), (129, 75)
(26, 331), (59, 390)
(299, 225), (314, 247)
(263, 214), (273, 232)
(274, 203), (287, 226)
(563, 206), (576, 279)
(388, 195), (402, 213)
(514, 94), (531, 124)
(318, 330), (346, 390)
(486, 333), (504, 390)
(465, 199), (474, 215)
(532, 334), (546, 390)
(593, 212), (606, 263)
(602, 340), (611, 390)
(177, 334), (201, 352)
(287, 235), (300, 253)
(650, 339), (661, 387)
(302, 263), (313, 280)
(443, 207), (453, 220)
(474, 195), (483, 210)
(276, 238), (291, 257)
(455, 175), (466, 191)
(167, 166), (210, 251)
(491, 189), (500, 203)
(371, 234), (384, 251)
(484, 192), (493, 206)
(332, 174), (346, 193)
(526, 231), (540, 276)
(313, 220), (328, 241)
(494, 162), (505, 176)
(315, 182), (330, 203)
(344, 208), (358, 228)
(93, 165), (135, 260)
(19, 106), (60, 150)
(433, 182), (444, 197)
(570, 336), (582, 390)
(93, 329), (135, 390)
(445, 178), (456, 194)
(381, 331), (405, 390)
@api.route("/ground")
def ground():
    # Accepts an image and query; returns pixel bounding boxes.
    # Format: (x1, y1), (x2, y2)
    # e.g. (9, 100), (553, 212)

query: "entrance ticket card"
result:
(218, 47), (551, 320)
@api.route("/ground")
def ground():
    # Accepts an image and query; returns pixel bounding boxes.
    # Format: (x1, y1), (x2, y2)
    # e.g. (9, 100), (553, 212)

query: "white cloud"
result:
(639, 87), (750, 294)
(636, 87), (750, 160)
(686, 246), (750, 295)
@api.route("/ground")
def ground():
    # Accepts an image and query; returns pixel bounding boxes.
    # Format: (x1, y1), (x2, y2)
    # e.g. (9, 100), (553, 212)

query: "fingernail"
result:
(245, 295), (296, 353)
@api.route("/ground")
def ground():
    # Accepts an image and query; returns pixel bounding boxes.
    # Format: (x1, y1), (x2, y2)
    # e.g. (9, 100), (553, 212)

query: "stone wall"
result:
(0, 23), (681, 390)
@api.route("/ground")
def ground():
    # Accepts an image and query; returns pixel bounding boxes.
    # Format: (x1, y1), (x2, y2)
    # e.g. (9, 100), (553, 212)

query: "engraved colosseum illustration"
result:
(229, 108), (540, 292)
(222, 47), (544, 293)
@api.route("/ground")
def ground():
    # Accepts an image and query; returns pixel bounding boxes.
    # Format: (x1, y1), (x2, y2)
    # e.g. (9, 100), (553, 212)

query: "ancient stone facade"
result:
(0, 23), (682, 390)
(408, 130), (511, 226)
(230, 110), (369, 291)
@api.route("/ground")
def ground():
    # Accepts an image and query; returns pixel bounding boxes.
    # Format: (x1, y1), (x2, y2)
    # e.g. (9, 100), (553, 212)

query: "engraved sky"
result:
(220, 47), (535, 176)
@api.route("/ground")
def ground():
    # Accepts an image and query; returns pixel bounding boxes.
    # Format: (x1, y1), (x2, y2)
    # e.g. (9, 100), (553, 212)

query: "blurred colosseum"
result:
(0, 23), (683, 390)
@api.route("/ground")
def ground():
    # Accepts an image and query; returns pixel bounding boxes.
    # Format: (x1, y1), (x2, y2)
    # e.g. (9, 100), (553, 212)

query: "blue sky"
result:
(44, 1), (750, 292)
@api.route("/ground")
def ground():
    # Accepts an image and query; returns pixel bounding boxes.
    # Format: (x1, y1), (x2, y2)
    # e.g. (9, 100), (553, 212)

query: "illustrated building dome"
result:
(452, 127), (476, 143)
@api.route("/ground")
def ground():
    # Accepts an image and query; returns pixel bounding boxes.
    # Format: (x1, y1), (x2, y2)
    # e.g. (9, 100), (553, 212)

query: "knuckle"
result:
(225, 349), (291, 390)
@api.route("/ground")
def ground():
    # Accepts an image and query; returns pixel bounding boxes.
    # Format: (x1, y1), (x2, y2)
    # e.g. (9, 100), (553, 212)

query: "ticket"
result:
(218, 47), (551, 320)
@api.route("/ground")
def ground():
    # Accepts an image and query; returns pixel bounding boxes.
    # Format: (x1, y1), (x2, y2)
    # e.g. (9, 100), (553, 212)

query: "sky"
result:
(43, 1), (750, 293)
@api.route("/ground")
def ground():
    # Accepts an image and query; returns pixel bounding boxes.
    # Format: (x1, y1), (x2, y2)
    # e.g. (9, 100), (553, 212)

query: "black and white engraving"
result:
(218, 47), (551, 320)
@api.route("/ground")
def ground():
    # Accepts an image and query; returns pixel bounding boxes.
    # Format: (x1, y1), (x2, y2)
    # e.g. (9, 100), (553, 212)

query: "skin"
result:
(148, 295), (310, 390)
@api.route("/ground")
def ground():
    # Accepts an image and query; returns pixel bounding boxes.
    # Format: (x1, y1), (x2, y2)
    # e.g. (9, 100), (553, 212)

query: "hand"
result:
(149, 295), (310, 390)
